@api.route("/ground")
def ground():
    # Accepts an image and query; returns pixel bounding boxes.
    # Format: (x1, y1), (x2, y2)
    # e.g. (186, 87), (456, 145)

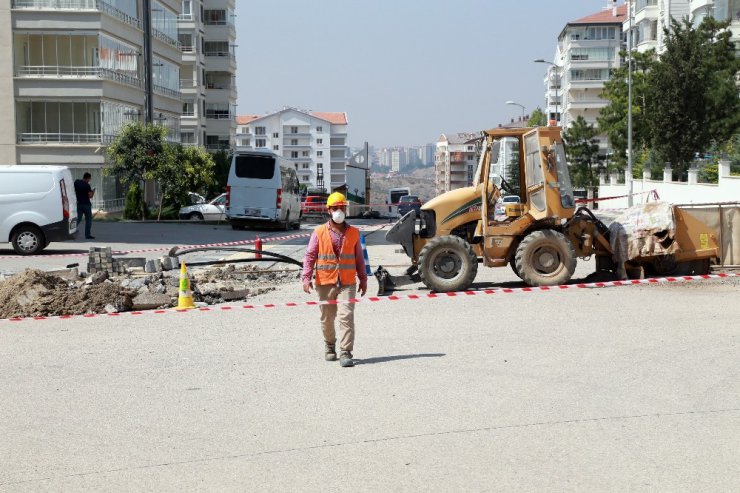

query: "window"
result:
(317, 151), (323, 157)
(255, 138), (266, 147)
(273, 145), (279, 150)
(303, 175), (309, 181)
(255, 126), (266, 135)
(302, 151), (309, 157)
(240, 138), (250, 146)
(272, 132), (279, 138)
(291, 151), (299, 158)
(302, 163), (310, 169)
(291, 139), (298, 145)
(290, 126), (299, 134)
(317, 163), (323, 169)
(234, 154), (275, 179)
(316, 126), (323, 132)
(317, 138), (323, 144)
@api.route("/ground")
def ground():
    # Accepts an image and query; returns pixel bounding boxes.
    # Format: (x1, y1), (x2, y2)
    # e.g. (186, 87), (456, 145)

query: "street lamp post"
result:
(534, 59), (560, 126)
(505, 101), (526, 126)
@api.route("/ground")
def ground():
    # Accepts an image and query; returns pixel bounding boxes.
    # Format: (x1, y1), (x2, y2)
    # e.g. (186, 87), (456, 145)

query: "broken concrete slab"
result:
(132, 293), (172, 311)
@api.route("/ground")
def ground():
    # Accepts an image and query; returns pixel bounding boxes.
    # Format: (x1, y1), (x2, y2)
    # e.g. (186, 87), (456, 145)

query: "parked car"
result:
(494, 194), (521, 218)
(301, 195), (327, 216)
(0, 165), (78, 255)
(179, 193), (226, 221)
(397, 195), (422, 217)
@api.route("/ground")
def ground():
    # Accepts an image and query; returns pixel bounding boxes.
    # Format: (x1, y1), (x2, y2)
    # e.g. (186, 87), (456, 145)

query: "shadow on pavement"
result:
(358, 353), (445, 365)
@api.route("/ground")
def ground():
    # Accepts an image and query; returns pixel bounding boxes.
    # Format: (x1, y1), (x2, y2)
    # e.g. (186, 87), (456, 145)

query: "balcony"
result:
(152, 29), (181, 49)
(15, 65), (142, 88)
(17, 132), (113, 144)
(12, 0), (142, 30)
(153, 84), (180, 99)
(205, 111), (233, 120)
(179, 78), (198, 89)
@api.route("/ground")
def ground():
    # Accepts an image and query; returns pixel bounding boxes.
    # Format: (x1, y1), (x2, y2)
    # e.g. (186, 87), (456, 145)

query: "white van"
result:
(226, 150), (302, 230)
(0, 165), (78, 255)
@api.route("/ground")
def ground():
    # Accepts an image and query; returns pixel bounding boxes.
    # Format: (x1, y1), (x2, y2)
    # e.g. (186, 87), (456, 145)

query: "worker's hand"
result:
(358, 280), (367, 297)
(303, 282), (313, 294)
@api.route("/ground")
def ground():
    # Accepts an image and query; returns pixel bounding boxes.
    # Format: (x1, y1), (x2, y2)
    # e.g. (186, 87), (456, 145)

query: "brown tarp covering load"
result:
(608, 201), (679, 262)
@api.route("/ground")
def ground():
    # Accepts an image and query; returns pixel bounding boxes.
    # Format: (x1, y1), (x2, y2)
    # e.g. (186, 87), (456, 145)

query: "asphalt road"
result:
(1, 219), (739, 490)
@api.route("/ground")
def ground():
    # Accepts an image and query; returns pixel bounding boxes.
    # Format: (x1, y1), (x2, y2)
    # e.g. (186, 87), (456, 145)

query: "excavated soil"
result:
(0, 265), (300, 319)
(0, 270), (136, 319)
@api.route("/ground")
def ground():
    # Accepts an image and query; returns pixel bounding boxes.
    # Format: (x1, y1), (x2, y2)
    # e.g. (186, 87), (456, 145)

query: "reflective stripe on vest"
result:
(314, 224), (359, 286)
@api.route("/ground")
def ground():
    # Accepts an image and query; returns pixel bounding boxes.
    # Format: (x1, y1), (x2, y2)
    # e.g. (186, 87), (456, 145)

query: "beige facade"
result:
(434, 133), (478, 196)
(0, 4), (15, 165)
(178, 0), (237, 151)
(5, 0), (184, 209)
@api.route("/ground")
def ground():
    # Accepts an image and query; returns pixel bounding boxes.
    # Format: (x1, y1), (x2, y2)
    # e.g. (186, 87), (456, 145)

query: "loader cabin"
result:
(475, 126), (576, 265)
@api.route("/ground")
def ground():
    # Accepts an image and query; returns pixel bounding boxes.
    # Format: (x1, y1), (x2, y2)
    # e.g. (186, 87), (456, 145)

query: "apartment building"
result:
(689, 0), (740, 44)
(235, 107), (351, 195)
(626, 0), (690, 54)
(5, 0), (183, 208)
(177, 0), (236, 151)
(548, 4), (626, 156)
(434, 132), (478, 196)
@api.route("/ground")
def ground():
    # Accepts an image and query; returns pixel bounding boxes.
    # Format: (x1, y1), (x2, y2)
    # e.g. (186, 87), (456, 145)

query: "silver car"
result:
(179, 193), (227, 221)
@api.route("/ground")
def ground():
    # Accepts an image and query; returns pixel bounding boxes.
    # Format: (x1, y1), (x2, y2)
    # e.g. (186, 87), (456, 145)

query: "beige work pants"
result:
(315, 283), (356, 352)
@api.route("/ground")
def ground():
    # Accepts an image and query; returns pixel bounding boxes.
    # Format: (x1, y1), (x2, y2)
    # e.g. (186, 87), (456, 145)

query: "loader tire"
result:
(418, 235), (478, 292)
(515, 230), (576, 287)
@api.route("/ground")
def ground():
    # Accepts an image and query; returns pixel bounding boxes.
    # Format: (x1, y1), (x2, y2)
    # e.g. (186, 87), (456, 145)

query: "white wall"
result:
(597, 161), (740, 209)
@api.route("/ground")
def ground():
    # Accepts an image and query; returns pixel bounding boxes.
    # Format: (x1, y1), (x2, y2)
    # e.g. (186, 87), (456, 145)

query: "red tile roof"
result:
(235, 111), (348, 126)
(235, 115), (260, 125)
(310, 112), (348, 125)
(571, 4), (627, 25)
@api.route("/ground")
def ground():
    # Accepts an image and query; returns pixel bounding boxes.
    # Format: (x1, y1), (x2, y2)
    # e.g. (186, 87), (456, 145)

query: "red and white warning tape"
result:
(2, 272), (737, 324)
(576, 189), (659, 204)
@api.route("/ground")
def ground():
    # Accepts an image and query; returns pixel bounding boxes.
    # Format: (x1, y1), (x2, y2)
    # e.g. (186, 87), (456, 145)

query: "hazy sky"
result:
(235, 0), (617, 148)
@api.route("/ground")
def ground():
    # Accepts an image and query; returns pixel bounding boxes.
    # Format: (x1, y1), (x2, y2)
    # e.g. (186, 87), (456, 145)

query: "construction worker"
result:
(302, 192), (367, 367)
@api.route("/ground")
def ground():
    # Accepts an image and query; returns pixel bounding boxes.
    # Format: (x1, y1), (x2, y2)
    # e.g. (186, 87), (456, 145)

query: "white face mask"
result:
(331, 209), (346, 224)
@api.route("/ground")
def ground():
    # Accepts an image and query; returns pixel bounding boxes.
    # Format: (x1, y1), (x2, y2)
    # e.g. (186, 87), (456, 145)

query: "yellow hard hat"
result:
(326, 192), (347, 208)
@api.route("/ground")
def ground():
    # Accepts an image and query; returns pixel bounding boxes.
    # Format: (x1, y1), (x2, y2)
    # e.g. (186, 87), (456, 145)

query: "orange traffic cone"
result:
(177, 261), (195, 309)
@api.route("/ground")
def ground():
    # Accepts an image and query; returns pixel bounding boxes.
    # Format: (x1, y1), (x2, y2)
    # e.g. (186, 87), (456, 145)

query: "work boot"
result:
(339, 351), (354, 368)
(324, 343), (337, 361)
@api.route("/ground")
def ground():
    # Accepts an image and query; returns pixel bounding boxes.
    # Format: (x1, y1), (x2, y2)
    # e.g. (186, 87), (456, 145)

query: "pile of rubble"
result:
(0, 250), (300, 319)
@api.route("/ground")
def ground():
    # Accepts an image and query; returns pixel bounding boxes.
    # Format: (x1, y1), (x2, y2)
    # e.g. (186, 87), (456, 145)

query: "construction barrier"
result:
(2, 272), (738, 324)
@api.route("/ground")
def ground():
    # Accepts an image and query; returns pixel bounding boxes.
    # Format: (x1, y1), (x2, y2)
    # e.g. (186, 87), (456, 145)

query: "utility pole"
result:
(142, 0), (153, 124)
(627, 0), (634, 206)
(364, 141), (370, 205)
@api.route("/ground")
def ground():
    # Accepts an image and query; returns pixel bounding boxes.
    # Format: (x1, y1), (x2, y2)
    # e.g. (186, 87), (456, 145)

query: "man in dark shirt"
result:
(74, 172), (95, 239)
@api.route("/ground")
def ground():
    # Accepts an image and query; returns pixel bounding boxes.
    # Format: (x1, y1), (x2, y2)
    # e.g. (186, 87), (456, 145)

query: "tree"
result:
(106, 122), (171, 219)
(206, 149), (232, 198)
(562, 116), (601, 189)
(597, 49), (656, 172)
(527, 107), (547, 127)
(645, 17), (740, 178)
(153, 145), (215, 220)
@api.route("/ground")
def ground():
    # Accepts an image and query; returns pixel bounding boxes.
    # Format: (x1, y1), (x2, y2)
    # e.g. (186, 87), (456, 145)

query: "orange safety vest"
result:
(314, 223), (360, 286)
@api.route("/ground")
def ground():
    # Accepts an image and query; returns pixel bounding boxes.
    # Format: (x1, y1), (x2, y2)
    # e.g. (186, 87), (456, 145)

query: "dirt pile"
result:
(0, 269), (136, 319)
(0, 264), (301, 319)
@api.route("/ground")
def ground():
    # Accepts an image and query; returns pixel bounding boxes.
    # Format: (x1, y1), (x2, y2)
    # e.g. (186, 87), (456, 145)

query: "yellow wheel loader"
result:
(386, 126), (720, 292)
